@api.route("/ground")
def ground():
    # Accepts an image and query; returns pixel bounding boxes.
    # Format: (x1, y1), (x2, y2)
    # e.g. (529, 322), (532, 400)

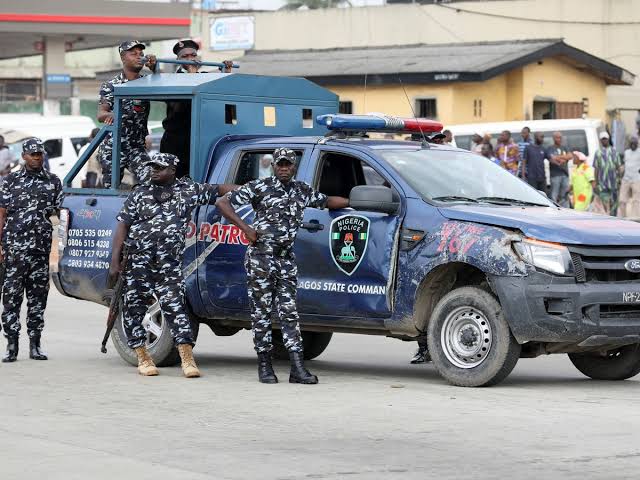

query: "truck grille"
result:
(569, 246), (640, 283)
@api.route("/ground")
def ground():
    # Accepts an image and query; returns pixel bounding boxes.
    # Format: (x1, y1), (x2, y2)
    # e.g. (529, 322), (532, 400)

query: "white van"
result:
(448, 118), (605, 163)
(0, 115), (96, 187)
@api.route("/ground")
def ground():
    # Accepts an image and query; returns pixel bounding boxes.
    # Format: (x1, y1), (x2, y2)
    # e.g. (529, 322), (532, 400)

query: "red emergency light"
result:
(317, 114), (443, 134)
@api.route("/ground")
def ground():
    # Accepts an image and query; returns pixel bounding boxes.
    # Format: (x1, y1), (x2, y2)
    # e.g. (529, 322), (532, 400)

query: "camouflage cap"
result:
(118, 40), (146, 54)
(272, 147), (297, 165)
(22, 137), (45, 154)
(148, 153), (179, 168)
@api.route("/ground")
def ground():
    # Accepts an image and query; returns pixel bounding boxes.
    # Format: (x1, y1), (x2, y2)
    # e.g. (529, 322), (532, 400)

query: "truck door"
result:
(198, 146), (310, 316)
(294, 147), (403, 325)
(58, 194), (126, 304)
(56, 129), (127, 305)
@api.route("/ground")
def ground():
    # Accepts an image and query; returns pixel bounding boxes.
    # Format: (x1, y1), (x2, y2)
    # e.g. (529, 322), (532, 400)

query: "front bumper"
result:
(491, 271), (640, 346)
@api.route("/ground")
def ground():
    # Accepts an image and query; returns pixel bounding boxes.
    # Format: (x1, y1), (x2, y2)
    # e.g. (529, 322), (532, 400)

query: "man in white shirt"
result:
(619, 137), (640, 218)
(258, 154), (273, 178)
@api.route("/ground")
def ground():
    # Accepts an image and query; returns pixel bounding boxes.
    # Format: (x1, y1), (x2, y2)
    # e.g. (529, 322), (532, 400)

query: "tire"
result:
(111, 299), (200, 368)
(272, 330), (333, 361)
(568, 344), (640, 380)
(427, 287), (521, 387)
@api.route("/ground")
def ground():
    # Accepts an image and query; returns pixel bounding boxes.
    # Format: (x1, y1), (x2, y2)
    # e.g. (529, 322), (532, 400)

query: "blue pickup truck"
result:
(55, 71), (640, 386)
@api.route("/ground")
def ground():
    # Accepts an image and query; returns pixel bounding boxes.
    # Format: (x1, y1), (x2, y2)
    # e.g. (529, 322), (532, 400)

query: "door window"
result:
(315, 151), (396, 201)
(71, 137), (90, 155)
(541, 129), (588, 155)
(231, 149), (303, 185)
(44, 139), (63, 158)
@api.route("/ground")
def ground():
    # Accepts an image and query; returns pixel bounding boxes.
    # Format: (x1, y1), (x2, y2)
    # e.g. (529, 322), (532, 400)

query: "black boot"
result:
(2, 337), (18, 363)
(29, 337), (48, 361)
(289, 351), (318, 384)
(257, 352), (278, 384)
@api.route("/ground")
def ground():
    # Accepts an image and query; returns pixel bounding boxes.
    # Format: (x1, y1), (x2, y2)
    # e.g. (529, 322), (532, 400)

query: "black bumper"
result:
(491, 271), (640, 346)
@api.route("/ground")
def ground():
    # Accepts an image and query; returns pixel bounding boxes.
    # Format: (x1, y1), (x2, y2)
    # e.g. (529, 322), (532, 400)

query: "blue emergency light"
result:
(317, 114), (443, 134)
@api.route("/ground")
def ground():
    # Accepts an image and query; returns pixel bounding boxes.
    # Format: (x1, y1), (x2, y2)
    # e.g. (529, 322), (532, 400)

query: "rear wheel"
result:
(272, 330), (333, 361)
(568, 344), (640, 380)
(111, 299), (199, 367)
(427, 287), (521, 387)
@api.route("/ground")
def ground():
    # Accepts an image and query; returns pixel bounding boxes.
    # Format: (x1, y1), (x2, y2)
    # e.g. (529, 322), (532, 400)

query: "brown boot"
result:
(134, 347), (159, 376)
(178, 344), (201, 378)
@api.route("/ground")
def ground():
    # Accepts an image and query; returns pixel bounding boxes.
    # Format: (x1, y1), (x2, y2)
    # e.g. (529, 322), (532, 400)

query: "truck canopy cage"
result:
(64, 72), (338, 192)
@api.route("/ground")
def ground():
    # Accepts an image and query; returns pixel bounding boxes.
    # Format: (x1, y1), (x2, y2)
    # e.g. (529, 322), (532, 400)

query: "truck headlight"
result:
(513, 238), (575, 276)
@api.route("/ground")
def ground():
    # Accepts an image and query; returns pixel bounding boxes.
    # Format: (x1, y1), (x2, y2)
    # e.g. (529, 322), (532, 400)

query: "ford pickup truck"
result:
(55, 70), (640, 386)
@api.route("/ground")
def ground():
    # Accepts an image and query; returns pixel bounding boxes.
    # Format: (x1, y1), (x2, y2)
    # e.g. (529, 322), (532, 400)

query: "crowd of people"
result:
(467, 126), (640, 217)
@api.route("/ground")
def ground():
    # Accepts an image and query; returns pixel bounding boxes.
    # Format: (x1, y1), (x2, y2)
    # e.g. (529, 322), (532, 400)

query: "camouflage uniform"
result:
(98, 72), (150, 187)
(227, 175), (328, 353)
(117, 154), (219, 349)
(0, 142), (63, 340)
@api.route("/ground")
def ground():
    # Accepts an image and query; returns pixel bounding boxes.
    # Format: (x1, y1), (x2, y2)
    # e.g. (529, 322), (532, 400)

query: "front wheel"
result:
(569, 344), (640, 380)
(111, 300), (199, 367)
(427, 287), (521, 387)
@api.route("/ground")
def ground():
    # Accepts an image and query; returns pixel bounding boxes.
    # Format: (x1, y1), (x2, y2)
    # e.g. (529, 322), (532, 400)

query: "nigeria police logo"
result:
(330, 214), (370, 276)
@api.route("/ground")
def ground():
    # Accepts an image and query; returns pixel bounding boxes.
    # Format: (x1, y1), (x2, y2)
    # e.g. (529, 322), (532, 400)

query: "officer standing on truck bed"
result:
(0, 138), (63, 362)
(217, 148), (350, 384)
(161, 39), (233, 179)
(97, 41), (157, 188)
(109, 153), (236, 377)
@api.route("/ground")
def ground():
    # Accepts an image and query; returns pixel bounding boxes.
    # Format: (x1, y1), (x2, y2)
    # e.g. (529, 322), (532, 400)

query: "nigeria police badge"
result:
(330, 214), (370, 275)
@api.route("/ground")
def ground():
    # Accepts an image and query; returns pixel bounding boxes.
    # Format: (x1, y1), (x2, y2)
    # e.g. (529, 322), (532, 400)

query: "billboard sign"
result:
(210, 16), (254, 51)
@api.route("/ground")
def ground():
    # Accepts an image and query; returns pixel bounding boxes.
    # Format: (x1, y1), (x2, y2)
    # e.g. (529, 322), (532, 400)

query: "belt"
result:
(272, 245), (292, 258)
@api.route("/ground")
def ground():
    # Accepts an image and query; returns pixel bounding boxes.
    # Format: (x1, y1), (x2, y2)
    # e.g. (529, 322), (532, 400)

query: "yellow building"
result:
(236, 39), (633, 126)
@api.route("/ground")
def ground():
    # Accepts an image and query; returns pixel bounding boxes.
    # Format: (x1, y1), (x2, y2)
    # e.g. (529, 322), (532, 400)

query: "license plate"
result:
(622, 292), (640, 303)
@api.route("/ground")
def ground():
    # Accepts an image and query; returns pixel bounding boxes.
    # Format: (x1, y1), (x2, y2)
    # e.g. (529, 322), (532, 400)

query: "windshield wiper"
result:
(476, 196), (548, 207)
(432, 195), (479, 203)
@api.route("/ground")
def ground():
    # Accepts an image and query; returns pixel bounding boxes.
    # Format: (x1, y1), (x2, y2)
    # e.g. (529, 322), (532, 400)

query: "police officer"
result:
(410, 340), (431, 364)
(97, 41), (157, 187)
(0, 138), (63, 362)
(109, 153), (235, 377)
(217, 148), (349, 384)
(160, 39), (232, 178)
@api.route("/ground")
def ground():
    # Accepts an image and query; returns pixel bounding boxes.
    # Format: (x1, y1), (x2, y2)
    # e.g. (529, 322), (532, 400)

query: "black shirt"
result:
(546, 145), (570, 177)
(523, 143), (549, 182)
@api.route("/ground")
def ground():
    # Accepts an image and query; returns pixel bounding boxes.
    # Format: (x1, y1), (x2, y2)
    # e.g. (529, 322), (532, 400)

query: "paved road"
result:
(1, 288), (639, 480)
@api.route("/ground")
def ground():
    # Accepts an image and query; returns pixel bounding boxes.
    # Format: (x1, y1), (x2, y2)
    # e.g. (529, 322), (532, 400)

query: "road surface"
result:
(1, 288), (639, 479)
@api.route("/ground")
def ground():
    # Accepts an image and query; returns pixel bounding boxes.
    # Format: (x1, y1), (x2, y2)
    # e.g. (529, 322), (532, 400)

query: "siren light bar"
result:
(316, 114), (443, 134)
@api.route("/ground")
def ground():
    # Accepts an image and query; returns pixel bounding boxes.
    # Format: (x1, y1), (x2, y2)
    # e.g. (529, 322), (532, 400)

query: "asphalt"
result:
(0, 288), (639, 479)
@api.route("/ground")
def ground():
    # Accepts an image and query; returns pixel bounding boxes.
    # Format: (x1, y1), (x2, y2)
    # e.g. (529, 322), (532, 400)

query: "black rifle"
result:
(101, 245), (129, 354)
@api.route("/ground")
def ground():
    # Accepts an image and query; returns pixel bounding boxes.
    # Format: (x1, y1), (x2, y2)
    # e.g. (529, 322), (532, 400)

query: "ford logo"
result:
(624, 259), (640, 273)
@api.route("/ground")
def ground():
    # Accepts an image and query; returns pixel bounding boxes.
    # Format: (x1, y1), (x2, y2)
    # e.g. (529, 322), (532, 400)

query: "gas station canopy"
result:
(0, 0), (190, 60)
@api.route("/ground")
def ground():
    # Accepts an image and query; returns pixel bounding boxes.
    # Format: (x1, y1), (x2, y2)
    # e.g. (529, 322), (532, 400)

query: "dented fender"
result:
(387, 220), (527, 335)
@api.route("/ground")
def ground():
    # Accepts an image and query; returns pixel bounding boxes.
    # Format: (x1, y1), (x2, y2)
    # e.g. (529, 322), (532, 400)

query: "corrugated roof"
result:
(234, 39), (634, 86)
(238, 39), (559, 77)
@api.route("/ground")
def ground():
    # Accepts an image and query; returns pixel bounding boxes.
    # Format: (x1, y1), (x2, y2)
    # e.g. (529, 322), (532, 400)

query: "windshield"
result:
(379, 148), (553, 206)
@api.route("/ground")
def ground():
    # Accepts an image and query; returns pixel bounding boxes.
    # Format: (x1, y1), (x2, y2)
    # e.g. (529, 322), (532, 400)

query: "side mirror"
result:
(349, 185), (398, 214)
(537, 189), (549, 198)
